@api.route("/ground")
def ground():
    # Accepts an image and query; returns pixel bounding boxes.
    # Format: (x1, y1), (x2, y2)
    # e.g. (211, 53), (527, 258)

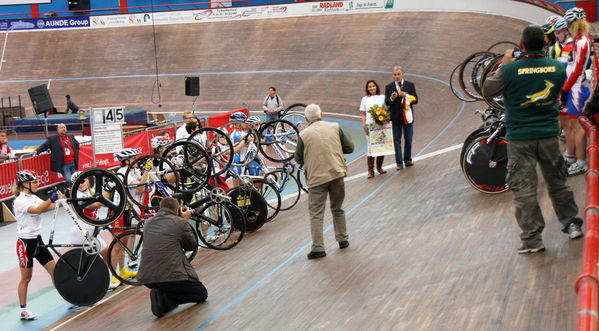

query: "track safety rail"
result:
(577, 116), (599, 331)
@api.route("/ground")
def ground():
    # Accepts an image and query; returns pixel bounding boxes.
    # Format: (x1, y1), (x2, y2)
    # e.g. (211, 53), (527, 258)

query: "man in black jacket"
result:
(385, 66), (418, 170)
(138, 197), (208, 318)
(34, 123), (79, 185)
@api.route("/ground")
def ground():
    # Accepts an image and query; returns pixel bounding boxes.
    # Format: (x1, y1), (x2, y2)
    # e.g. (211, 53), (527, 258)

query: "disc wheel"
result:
(54, 248), (109, 306)
(462, 135), (509, 194)
(188, 127), (234, 177)
(226, 185), (268, 232)
(161, 140), (211, 194)
(71, 168), (126, 226)
(258, 119), (300, 163)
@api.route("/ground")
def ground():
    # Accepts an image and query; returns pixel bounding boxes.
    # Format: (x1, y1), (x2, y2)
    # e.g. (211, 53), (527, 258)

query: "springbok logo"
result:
(521, 80), (555, 106)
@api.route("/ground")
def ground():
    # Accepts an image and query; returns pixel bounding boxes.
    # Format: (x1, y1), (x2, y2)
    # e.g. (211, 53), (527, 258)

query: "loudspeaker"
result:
(28, 84), (54, 115)
(68, 0), (90, 10)
(185, 76), (200, 96)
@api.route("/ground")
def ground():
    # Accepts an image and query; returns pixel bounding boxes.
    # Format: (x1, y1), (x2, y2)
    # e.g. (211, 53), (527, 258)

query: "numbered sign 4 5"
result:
(92, 107), (125, 124)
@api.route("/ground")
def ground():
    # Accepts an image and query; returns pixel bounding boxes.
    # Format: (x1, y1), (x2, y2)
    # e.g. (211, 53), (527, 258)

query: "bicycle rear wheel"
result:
(54, 248), (109, 306)
(264, 169), (301, 211)
(227, 186), (268, 232)
(462, 135), (509, 194)
(192, 200), (245, 250)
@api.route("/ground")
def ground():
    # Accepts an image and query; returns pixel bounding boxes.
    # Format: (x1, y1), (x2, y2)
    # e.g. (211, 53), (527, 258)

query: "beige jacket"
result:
(297, 120), (352, 188)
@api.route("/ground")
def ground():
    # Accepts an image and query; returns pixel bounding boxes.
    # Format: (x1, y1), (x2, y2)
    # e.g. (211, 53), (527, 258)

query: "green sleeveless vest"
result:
(501, 53), (566, 140)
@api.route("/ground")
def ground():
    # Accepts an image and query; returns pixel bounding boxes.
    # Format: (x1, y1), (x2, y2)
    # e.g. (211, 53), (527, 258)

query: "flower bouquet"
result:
(368, 105), (390, 126)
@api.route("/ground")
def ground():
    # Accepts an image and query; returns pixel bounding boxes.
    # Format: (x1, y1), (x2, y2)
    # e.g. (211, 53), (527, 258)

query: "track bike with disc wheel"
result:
(45, 168), (127, 306)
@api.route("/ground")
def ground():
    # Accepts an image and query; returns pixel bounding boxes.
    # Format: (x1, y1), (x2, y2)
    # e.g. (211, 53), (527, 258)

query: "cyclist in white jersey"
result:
(13, 170), (64, 320)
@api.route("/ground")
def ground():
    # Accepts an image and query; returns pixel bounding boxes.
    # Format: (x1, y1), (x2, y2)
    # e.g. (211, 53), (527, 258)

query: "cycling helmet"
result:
(16, 170), (37, 184)
(564, 7), (586, 25)
(554, 18), (568, 31)
(151, 136), (171, 149)
(229, 112), (247, 121)
(71, 171), (83, 183)
(545, 15), (561, 25)
(542, 22), (555, 35)
(115, 148), (138, 161)
(247, 116), (261, 125)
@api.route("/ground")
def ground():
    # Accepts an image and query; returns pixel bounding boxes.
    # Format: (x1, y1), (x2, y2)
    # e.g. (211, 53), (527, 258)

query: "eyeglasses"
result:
(31, 180), (38, 184)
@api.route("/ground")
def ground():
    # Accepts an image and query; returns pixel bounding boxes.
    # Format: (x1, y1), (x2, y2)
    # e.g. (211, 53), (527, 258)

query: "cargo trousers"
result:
(506, 137), (583, 247)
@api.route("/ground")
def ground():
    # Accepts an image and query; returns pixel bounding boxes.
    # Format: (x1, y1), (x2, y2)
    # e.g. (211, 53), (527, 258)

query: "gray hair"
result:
(304, 104), (322, 122)
(392, 66), (403, 72)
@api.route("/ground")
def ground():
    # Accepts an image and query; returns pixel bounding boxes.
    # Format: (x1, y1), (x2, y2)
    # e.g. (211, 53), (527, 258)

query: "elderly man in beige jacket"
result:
(294, 104), (354, 259)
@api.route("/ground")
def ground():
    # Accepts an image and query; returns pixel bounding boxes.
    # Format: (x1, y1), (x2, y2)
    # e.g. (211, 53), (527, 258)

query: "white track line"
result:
(345, 143), (462, 182)
(48, 285), (134, 331)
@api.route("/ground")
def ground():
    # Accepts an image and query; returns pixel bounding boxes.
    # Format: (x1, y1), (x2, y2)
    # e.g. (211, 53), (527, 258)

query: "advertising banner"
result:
(0, 17), (90, 31)
(0, 159), (18, 201)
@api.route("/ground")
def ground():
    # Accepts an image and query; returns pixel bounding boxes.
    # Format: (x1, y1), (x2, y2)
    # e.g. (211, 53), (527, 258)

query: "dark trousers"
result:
(147, 281), (208, 306)
(392, 122), (413, 165)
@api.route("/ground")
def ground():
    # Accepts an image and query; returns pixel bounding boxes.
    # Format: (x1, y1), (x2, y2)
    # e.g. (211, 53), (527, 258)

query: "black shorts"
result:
(16, 236), (53, 268)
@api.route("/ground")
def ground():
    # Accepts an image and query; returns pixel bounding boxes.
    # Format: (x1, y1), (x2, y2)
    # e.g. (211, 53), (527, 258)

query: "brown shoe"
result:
(376, 156), (387, 174)
(396, 165), (403, 171)
(405, 161), (414, 167)
(367, 157), (375, 178)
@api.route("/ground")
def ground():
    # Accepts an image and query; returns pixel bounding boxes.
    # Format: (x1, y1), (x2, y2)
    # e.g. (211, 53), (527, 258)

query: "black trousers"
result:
(147, 281), (208, 306)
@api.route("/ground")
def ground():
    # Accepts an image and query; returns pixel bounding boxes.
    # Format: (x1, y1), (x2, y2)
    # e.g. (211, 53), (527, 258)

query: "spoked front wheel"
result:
(264, 169), (301, 211)
(107, 229), (144, 285)
(192, 201), (245, 250)
(54, 248), (110, 306)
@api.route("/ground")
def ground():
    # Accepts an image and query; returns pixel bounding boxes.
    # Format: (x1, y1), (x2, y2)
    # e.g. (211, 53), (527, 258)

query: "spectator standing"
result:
(0, 129), (12, 161)
(482, 25), (584, 254)
(294, 104), (354, 259)
(262, 87), (284, 122)
(385, 66), (418, 170)
(360, 80), (387, 178)
(137, 197), (208, 318)
(176, 111), (194, 141)
(34, 123), (80, 186)
(65, 95), (79, 114)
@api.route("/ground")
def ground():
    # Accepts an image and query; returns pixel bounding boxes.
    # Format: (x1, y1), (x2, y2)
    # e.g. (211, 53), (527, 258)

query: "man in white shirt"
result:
(176, 111), (194, 141)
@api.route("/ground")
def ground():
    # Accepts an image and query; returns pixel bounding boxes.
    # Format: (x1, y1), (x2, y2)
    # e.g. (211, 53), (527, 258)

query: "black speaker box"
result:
(28, 84), (54, 115)
(185, 76), (200, 96)
(68, 0), (90, 10)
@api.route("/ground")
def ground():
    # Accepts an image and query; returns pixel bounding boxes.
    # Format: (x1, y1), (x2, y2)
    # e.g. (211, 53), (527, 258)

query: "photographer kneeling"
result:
(138, 197), (207, 318)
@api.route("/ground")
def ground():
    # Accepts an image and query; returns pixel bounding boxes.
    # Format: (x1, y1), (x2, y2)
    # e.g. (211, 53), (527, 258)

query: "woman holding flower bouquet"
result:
(360, 80), (389, 178)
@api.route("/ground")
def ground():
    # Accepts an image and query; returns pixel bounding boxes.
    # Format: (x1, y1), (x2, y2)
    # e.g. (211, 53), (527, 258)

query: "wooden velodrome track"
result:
(0, 11), (591, 330)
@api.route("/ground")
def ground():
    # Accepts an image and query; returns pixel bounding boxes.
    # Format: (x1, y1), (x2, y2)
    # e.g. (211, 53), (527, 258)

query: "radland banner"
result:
(0, 17), (90, 31)
(89, 0), (394, 28)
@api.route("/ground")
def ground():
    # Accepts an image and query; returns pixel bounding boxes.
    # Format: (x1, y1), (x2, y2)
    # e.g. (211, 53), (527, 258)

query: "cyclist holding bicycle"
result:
(13, 170), (64, 320)
(69, 171), (121, 289)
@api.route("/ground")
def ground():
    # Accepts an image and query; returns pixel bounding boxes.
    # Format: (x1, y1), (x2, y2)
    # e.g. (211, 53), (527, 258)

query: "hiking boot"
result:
(567, 223), (583, 239)
(517, 243), (545, 254)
